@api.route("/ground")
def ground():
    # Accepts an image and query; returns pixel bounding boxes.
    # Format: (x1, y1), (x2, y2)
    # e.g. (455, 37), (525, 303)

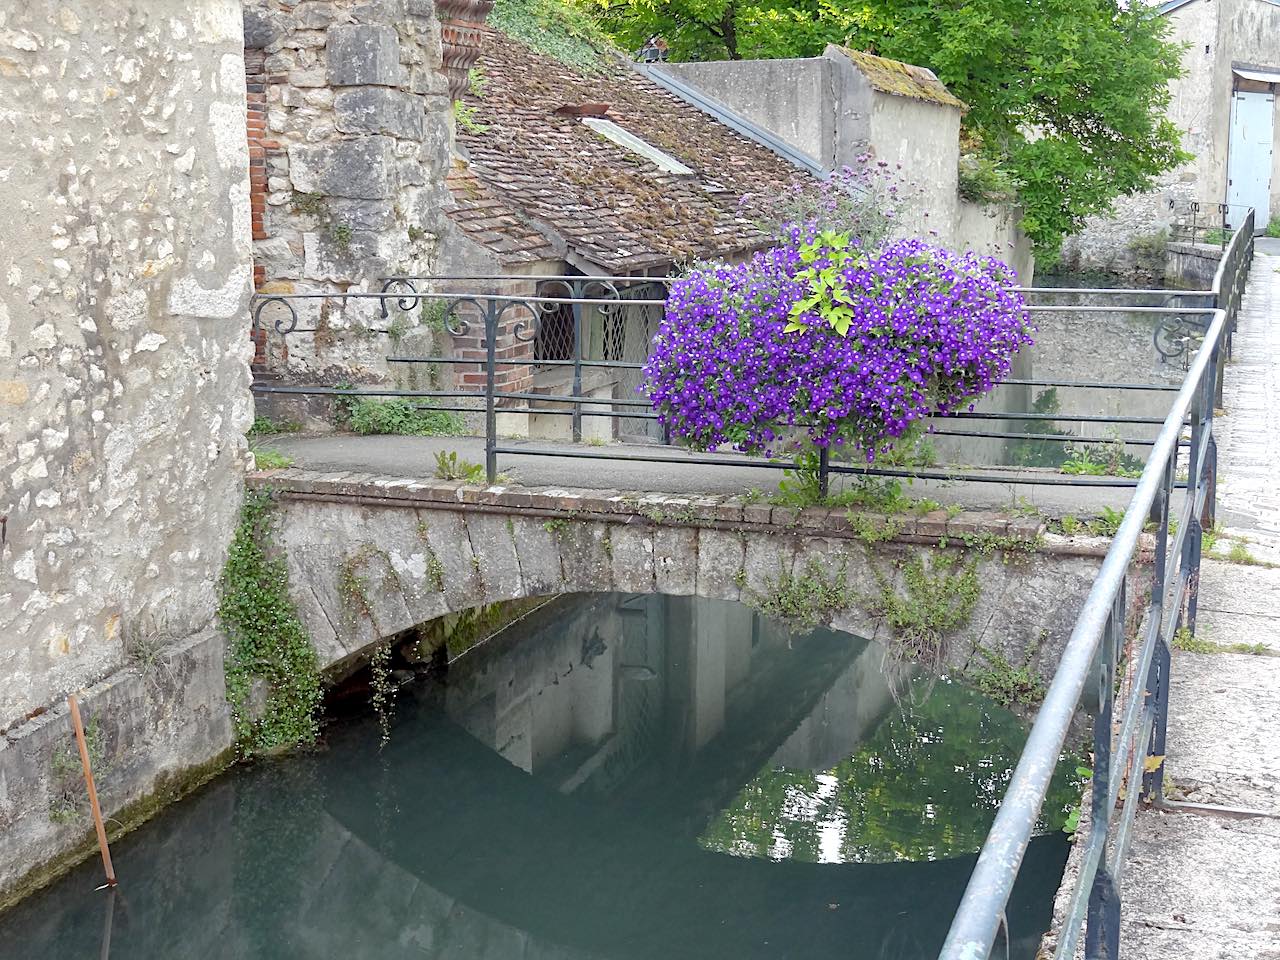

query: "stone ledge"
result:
(248, 469), (1067, 549)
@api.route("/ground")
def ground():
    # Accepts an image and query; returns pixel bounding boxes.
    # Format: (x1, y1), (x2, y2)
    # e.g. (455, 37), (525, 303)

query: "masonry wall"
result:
(0, 0), (253, 902)
(242, 0), (454, 379)
(1060, 0), (1280, 274)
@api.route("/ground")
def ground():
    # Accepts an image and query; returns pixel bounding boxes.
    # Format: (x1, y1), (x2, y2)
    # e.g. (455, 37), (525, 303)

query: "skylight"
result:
(581, 117), (695, 176)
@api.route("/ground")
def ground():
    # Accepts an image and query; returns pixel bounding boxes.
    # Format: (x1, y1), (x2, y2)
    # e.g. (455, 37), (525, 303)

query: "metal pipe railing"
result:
(938, 207), (1253, 960)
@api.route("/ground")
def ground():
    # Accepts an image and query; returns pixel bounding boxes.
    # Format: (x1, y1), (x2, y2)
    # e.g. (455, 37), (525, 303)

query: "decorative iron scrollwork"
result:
(251, 296), (298, 336)
(379, 278), (421, 320)
(1153, 314), (1207, 366)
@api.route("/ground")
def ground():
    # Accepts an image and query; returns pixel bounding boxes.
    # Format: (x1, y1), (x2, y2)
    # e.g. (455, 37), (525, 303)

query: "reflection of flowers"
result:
(698, 678), (1083, 865)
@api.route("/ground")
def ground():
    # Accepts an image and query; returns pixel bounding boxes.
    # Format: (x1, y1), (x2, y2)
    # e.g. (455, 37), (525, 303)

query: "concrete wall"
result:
(867, 79), (962, 243)
(657, 47), (1030, 273)
(0, 0), (251, 907)
(659, 58), (834, 169)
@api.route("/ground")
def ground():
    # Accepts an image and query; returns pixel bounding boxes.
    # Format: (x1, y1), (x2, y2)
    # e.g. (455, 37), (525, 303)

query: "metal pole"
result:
(1084, 599), (1122, 958)
(68, 695), (116, 887)
(571, 281), (584, 443)
(484, 300), (498, 484)
(818, 447), (830, 500)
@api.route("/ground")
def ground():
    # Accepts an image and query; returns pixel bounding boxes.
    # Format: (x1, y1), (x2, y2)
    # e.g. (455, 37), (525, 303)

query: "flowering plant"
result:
(642, 229), (1032, 462)
(742, 157), (924, 250)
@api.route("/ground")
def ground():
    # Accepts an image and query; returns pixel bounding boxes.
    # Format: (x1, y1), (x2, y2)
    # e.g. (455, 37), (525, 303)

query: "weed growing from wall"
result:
(751, 559), (849, 631)
(868, 552), (980, 668)
(368, 640), (397, 745)
(48, 716), (107, 824)
(347, 397), (463, 436)
(218, 492), (321, 756)
(966, 649), (1047, 707)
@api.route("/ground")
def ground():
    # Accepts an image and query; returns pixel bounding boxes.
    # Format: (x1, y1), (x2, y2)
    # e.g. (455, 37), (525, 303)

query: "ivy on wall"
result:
(218, 492), (321, 756)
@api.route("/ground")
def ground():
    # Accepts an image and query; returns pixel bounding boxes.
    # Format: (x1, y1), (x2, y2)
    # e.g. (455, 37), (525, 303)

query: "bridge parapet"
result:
(249, 469), (1149, 691)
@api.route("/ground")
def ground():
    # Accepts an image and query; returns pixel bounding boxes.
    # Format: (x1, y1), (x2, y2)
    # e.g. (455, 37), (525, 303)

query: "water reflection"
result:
(0, 594), (1078, 960)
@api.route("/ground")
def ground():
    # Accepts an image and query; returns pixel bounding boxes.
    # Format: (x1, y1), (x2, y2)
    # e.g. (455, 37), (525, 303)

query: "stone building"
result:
(1062, 0), (1280, 274)
(0, 0), (255, 905)
(250, 27), (1032, 438)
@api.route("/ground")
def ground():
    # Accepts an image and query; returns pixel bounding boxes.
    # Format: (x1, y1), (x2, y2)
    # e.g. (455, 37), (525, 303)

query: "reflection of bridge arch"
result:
(323, 708), (1070, 960)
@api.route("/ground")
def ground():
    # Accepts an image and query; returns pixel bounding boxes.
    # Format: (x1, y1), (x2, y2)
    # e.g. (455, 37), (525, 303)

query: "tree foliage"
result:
(591, 0), (1189, 257)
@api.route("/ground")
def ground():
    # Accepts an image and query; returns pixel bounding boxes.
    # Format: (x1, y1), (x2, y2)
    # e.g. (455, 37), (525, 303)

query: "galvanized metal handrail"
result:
(937, 208), (1254, 960)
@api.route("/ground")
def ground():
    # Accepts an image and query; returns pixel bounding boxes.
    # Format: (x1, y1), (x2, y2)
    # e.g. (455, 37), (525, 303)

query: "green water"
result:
(0, 593), (1081, 959)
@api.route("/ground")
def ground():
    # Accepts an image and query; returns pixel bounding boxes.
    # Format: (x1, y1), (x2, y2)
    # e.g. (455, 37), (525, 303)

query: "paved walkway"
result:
(1119, 245), (1280, 960)
(264, 431), (1142, 520)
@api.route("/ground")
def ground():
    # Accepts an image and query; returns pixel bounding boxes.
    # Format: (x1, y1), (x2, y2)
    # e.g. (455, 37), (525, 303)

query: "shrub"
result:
(643, 230), (1033, 463)
(743, 156), (919, 250)
(347, 397), (463, 437)
(957, 152), (1022, 205)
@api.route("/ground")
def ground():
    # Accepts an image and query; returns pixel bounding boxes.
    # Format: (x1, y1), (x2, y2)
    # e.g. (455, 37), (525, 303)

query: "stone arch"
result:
(269, 491), (1114, 685)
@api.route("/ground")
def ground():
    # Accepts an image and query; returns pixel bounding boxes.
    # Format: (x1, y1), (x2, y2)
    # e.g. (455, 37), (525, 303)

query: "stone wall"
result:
(249, 470), (1151, 690)
(0, 0), (253, 730)
(242, 0), (454, 378)
(0, 0), (252, 904)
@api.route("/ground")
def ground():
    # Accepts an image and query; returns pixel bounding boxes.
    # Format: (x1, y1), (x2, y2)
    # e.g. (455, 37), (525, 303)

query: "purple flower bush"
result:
(643, 230), (1033, 462)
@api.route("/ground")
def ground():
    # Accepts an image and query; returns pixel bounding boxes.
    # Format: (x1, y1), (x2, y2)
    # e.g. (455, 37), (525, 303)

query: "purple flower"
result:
(642, 236), (1034, 461)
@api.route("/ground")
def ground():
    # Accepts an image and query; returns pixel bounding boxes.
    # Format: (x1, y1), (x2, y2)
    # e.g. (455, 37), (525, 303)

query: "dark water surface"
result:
(0, 594), (1080, 959)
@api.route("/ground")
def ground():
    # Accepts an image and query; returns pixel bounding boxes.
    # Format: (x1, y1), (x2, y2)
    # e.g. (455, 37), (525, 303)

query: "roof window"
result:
(581, 117), (694, 176)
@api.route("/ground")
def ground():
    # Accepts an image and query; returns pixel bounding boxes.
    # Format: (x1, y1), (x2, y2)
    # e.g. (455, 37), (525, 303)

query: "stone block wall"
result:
(0, 0), (251, 901)
(0, 0), (254, 732)
(242, 0), (455, 379)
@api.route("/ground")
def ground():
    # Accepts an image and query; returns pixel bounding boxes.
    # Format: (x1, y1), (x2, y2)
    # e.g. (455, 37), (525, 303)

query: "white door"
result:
(1226, 90), (1274, 231)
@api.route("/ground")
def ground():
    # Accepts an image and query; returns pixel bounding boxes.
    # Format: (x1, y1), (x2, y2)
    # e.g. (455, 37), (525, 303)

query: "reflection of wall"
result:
(444, 595), (789, 791)
(770, 644), (903, 772)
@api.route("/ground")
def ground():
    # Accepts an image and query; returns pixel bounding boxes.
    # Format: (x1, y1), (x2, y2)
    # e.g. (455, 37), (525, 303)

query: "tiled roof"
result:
(836, 48), (967, 111)
(446, 166), (562, 264)
(450, 31), (809, 273)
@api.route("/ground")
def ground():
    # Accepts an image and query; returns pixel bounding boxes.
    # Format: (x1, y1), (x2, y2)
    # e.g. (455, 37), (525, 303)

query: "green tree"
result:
(592, 0), (1188, 258)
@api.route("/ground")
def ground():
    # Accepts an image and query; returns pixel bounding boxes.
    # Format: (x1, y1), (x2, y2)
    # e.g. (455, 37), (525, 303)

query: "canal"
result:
(0, 593), (1083, 959)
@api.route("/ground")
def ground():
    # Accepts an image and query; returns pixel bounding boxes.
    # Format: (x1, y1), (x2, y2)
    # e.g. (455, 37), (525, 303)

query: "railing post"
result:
(1085, 598), (1122, 959)
(818, 446), (830, 500)
(1186, 361), (1213, 634)
(484, 298), (498, 484)
(571, 281), (584, 443)
(1143, 457), (1175, 804)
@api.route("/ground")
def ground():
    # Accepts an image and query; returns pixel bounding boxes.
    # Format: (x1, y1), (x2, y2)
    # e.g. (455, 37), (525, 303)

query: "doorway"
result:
(1227, 88), (1274, 231)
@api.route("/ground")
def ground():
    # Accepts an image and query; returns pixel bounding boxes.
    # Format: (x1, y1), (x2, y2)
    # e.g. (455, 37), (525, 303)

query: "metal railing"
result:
(248, 218), (1257, 955)
(938, 208), (1255, 960)
(250, 276), (1229, 495)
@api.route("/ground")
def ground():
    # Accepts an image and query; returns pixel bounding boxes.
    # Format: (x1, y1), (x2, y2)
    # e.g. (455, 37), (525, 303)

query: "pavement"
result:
(1118, 244), (1280, 960)
(260, 433), (1149, 519)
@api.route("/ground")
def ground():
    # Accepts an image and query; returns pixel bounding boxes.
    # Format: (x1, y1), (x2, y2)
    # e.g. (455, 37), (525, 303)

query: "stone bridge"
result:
(252, 468), (1148, 685)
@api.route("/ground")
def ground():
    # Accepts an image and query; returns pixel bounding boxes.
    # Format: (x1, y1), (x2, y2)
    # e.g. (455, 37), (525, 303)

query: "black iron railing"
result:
(251, 275), (1227, 495)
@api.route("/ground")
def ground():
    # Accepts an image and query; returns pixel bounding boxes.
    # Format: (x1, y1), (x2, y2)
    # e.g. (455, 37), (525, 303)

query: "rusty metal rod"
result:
(68, 694), (116, 887)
